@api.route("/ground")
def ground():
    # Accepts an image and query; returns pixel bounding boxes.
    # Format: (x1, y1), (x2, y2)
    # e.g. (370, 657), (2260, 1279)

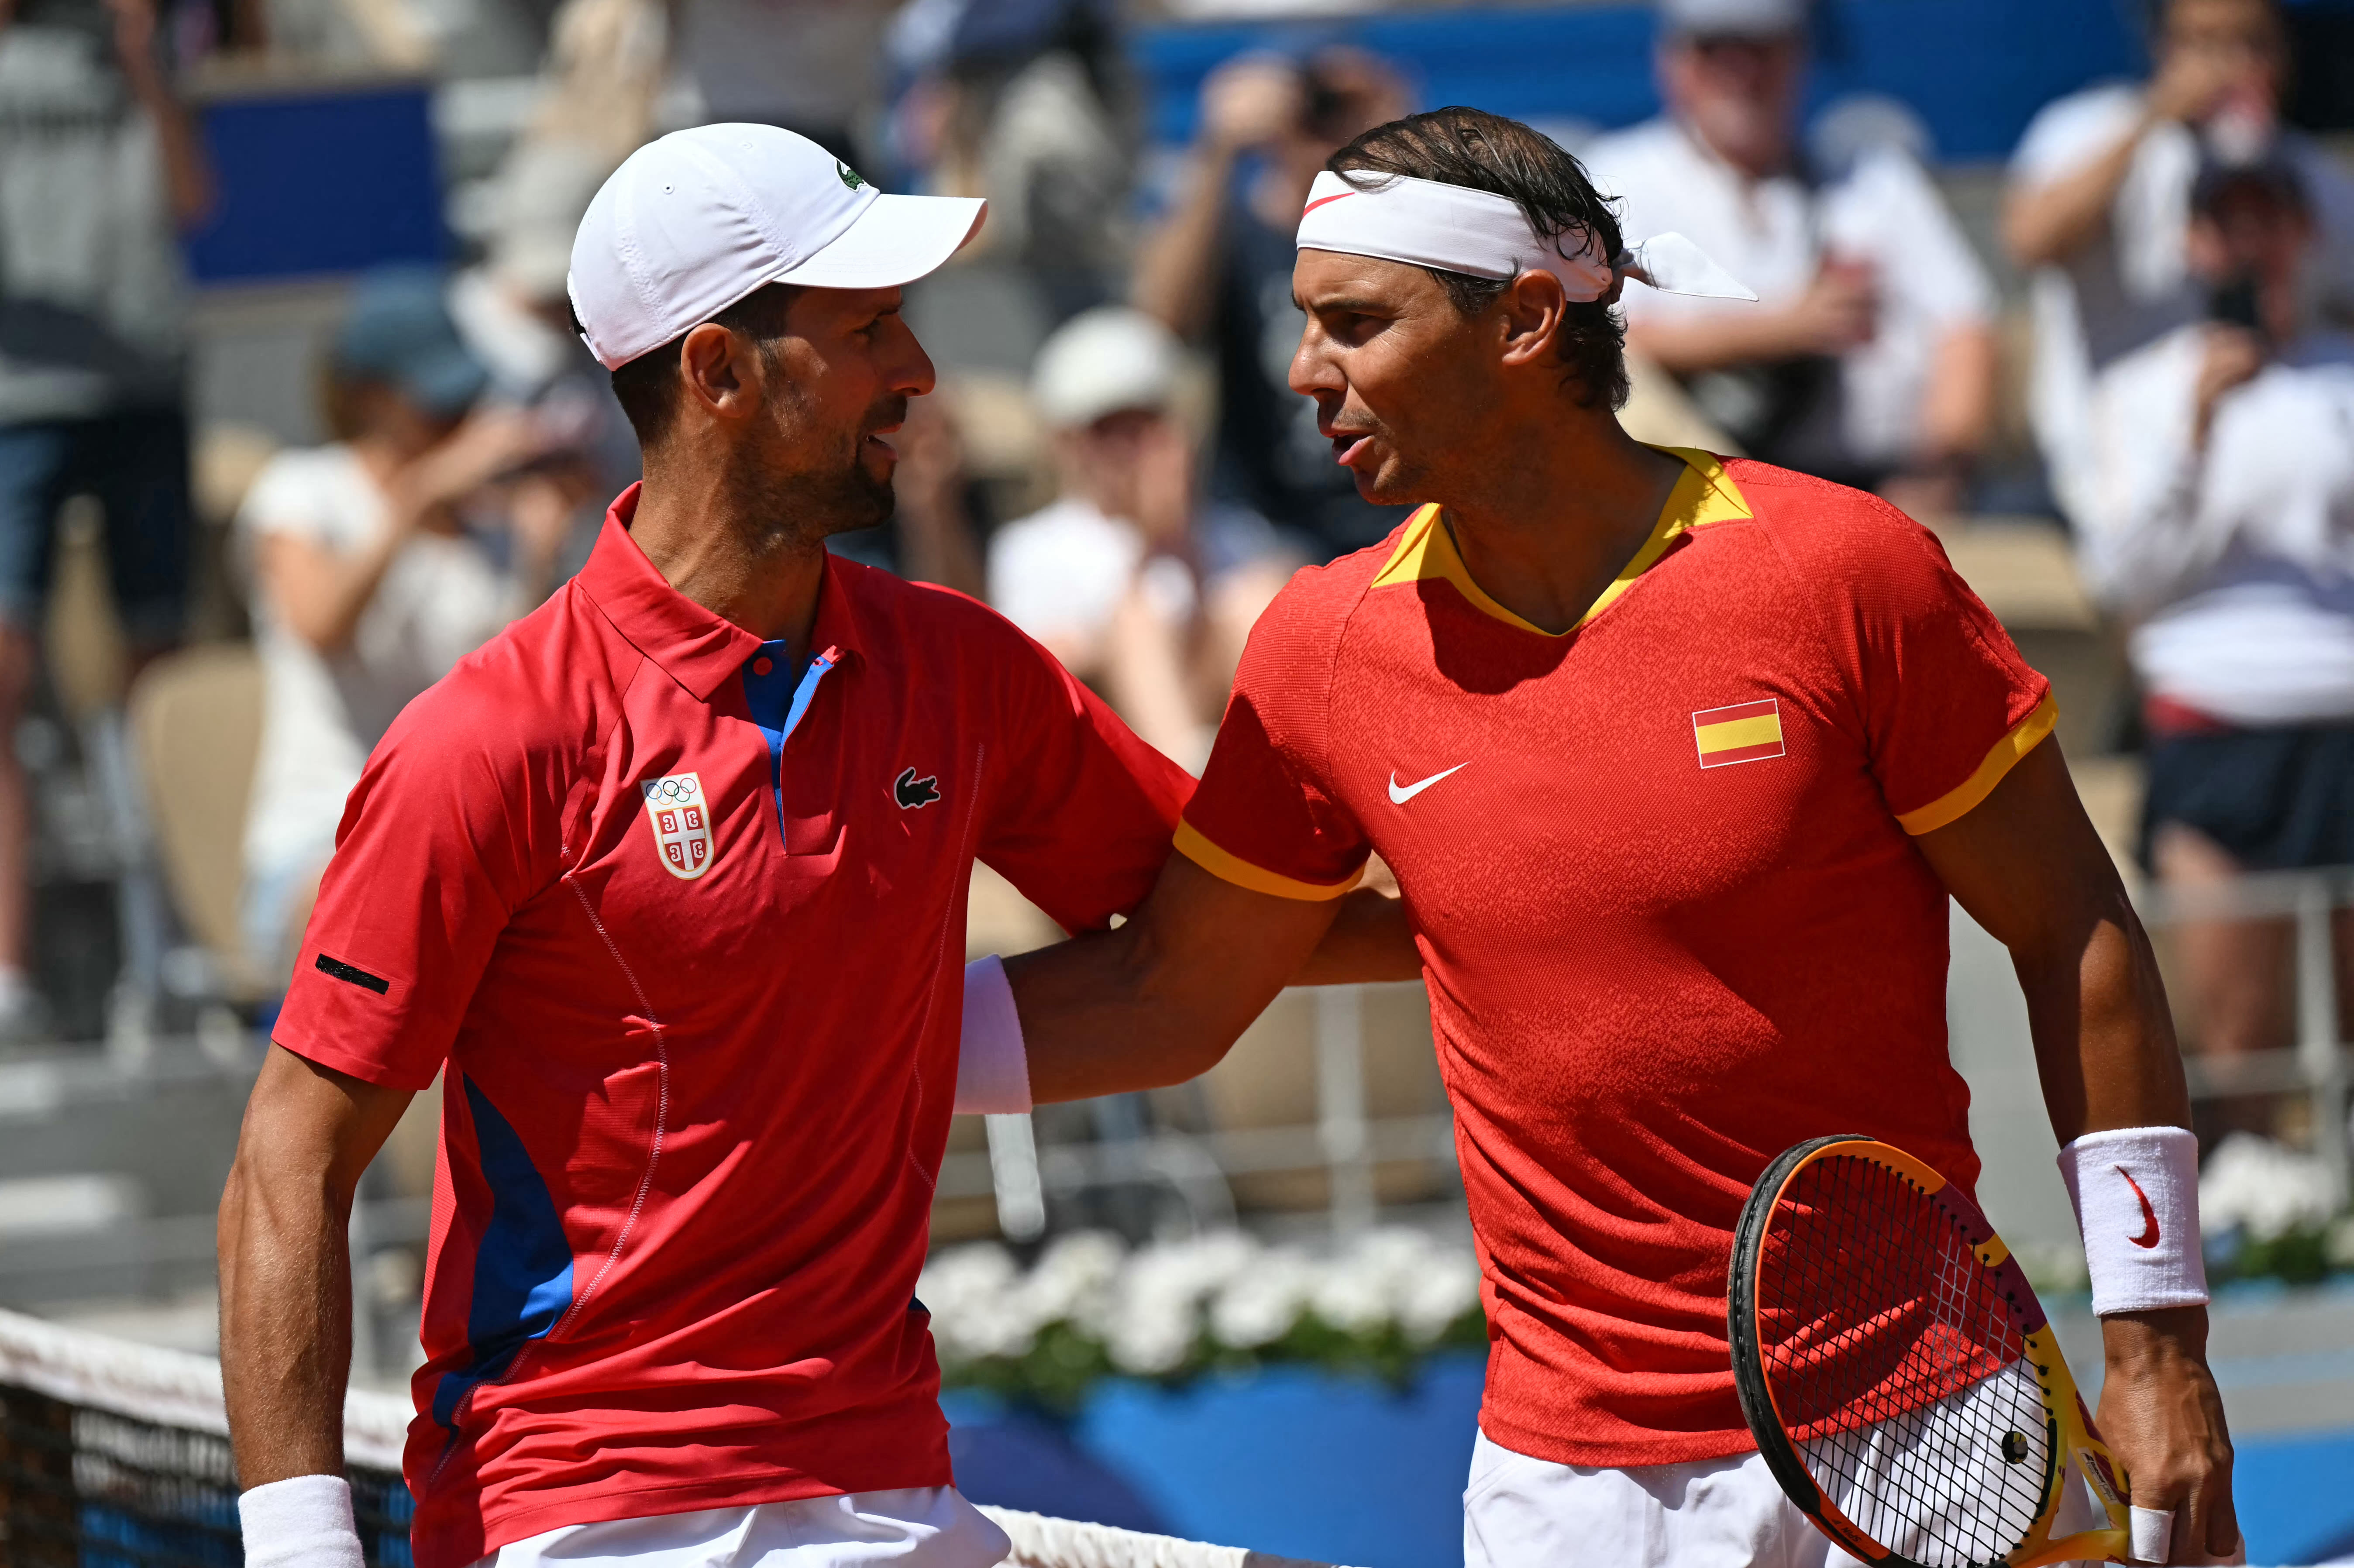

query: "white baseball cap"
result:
(1031, 307), (1184, 430)
(568, 124), (987, 370)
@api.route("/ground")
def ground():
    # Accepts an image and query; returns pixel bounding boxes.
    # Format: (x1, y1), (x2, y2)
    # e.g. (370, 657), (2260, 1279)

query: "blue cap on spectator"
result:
(332, 266), (489, 419)
(1659, 0), (1807, 37)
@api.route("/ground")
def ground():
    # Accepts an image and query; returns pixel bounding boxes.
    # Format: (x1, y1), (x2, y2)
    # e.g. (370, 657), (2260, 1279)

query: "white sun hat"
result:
(1031, 306), (1185, 430)
(567, 123), (987, 370)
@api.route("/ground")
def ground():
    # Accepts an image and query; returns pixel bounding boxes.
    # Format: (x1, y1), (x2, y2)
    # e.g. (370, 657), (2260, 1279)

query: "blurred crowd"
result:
(3, 0), (2354, 1147)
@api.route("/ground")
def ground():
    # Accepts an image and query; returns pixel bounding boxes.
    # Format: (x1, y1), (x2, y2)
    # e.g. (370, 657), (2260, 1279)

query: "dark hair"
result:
(1328, 107), (1631, 410)
(606, 283), (804, 449)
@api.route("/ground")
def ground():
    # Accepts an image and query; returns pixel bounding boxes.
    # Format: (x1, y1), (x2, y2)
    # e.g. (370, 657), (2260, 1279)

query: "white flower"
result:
(2199, 1133), (2344, 1243)
(1398, 1251), (1483, 1343)
(917, 1243), (1025, 1363)
(1211, 1252), (1317, 1348)
(1021, 1231), (1125, 1329)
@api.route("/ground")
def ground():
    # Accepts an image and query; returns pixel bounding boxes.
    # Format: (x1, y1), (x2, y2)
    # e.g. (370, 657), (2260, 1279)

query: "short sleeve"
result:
(1176, 576), (1371, 898)
(272, 686), (558, 1091)
(237, 448), (375, 550)
(1832, 508), (2055, 836)
(2010, 84), (2143, 189)
(974, 618), (1193, 932)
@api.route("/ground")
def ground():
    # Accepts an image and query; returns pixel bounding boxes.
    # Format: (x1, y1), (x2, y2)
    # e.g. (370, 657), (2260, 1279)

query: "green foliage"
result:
(938, 1303), (1489, 1416)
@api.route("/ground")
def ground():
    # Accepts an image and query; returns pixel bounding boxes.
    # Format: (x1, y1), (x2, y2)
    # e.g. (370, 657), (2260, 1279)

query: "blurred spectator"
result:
(448, 137), (640, 570)
(2075, 153), (2354, 1127)
(0, 0), (208, 1038)
(237, 271), (568, 979)
(988, 307), (1293, 767)
(1132, 47), (1411, 560)
(678, 0), (890, 161)
(2006, 0), (2354, 530)
(1581, 0), (1997, 516)
(885, 0), (1134, 297)
(517, 0), (671, 170)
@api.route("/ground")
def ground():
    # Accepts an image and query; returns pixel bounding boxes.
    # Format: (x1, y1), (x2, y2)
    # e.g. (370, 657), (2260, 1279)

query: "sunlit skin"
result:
(628, 283), (938, 665)
(1288, 245), (1685, 634)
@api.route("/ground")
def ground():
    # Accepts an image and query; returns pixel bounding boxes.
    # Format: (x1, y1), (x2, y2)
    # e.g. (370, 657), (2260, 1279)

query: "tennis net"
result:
(0, 1307), (1335, 1568)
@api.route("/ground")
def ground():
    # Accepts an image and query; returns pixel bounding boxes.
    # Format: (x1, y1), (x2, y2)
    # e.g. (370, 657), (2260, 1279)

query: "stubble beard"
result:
(726, 386), (901, 557)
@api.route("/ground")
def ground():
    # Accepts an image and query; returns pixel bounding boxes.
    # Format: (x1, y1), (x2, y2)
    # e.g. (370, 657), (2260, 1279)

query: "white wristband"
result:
(955, 955), (1031, 1114)
(2057, 1126), (2209, 1316)
(238, 1473), (365, 1568)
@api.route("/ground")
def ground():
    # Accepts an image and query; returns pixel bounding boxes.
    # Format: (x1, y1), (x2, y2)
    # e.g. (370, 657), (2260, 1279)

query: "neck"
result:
(1439, 410), (1687, 635)
(630, 449), (828, 661)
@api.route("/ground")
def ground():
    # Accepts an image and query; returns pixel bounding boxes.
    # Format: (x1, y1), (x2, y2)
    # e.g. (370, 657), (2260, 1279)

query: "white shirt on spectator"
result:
(237, 445), (515, 883)
(2078, 326), (2354, 727)
(2009, 83), (2354, 526)
(985, 496), (1210, 650)
(1580, 117), (1995, 469)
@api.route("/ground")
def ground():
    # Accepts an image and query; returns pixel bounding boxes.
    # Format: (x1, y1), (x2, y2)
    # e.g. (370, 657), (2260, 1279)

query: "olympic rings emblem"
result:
(652, 777), (697, 802)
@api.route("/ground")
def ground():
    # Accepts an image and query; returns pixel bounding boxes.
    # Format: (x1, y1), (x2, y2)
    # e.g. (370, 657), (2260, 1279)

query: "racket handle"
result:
(2013, 1525), (2131, 1567)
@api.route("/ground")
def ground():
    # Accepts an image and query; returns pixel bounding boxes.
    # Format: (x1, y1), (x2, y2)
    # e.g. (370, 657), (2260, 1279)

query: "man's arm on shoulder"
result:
(218, 1046), (413, 1483)
(1916, 739), (2236, 1560)
(1006, 854), (1417, 1104)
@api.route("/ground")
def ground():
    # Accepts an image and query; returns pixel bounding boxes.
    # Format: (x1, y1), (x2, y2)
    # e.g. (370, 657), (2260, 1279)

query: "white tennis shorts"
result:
(1461, 1430), (2103, 1568)
(473, 1487), (1010, 1568)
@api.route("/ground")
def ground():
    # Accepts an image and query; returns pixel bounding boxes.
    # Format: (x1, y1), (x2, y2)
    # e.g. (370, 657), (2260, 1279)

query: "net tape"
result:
(0, 1308), (1342, 1568)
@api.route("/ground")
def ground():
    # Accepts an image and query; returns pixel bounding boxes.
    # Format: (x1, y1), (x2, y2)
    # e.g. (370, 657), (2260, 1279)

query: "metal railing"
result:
(953, 983), (1452, 1243)
(2132, 866), (2354, 1197)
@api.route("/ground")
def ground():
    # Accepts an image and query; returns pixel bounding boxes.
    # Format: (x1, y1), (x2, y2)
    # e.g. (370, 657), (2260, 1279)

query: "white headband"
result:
(1295, 169), (1757, 304)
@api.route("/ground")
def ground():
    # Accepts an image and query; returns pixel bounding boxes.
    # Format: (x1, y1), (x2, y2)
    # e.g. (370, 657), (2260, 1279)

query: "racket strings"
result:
(1757, 1155), (2053, 1568)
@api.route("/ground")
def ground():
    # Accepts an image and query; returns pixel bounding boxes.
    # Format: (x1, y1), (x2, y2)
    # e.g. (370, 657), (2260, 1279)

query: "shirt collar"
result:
(577, 484), (870, 701)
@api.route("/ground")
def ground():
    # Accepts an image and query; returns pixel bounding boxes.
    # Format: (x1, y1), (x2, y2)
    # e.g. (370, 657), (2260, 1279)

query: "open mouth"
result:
(1329, 431), (1373, 467)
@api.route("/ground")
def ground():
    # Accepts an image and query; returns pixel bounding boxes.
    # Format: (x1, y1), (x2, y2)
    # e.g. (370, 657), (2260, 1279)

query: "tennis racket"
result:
(1728, 1134), (2137, 1568)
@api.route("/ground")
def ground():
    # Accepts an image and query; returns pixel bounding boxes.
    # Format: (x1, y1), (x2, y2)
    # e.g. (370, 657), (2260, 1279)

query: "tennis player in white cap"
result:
(215, 124), (1414, 1568)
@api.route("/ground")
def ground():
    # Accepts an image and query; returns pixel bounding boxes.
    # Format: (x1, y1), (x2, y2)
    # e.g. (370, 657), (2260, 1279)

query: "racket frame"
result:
(1728, 1134), (2133, 1568)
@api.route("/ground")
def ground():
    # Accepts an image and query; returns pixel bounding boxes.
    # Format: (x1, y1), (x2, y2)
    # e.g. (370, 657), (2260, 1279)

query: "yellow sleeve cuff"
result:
(1895, 691), (2059, 836)
(1173, 820), (1365, 901)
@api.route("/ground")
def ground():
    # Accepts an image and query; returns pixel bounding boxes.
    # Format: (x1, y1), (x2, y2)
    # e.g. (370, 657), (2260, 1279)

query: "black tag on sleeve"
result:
(314, 952), (390, 995)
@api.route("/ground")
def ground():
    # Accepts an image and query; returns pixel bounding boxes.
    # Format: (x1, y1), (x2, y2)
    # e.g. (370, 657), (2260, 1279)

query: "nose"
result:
(889, 315), (938, 399)
(1288, 318), (1342, 400)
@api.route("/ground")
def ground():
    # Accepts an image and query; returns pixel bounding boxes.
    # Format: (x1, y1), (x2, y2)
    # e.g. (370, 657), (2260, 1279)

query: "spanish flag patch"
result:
(1692, 698), (1785, 768)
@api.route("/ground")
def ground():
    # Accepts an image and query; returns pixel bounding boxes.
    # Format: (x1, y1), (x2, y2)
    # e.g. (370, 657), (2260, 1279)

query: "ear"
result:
(1497, 268), (1569, 371)
(677, 320), (760, 426)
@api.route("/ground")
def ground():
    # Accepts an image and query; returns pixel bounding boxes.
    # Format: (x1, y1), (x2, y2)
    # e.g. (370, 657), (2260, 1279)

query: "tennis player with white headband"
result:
(960, 106), (2237, 1565)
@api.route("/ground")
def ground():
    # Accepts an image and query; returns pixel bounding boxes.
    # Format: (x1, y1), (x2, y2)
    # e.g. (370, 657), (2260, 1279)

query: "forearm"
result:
(120, 53), (213, 228)
(1005, 925), (1269, 1102)
(2003, 121), (2145, 267)
(1131, 146), (1236, 338)
(1915, 322), (1996, 466)
(2013, 897), (2189, 1144)
(217, 1161), (355, 1484)
(1627, 310), (1806, 375)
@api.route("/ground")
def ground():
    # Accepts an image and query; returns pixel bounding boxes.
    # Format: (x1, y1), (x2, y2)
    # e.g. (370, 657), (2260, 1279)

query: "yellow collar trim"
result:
(1367, 446), (1751, 637)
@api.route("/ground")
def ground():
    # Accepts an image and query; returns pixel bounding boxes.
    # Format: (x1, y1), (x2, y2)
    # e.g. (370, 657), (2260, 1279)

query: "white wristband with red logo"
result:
(238, 1473), (365, 1568)
(954, 955), (1031, 1114)
(2056, 1126), (2208, 1316)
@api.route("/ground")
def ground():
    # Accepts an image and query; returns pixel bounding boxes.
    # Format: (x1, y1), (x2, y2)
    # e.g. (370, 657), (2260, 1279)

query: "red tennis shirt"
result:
(1179, 450), (2053, 1469)
(272, 487), (1190, 1567)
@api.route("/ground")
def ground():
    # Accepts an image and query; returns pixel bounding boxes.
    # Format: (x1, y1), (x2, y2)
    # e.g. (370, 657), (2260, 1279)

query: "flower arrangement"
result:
(917, 1227), (1488, 1413)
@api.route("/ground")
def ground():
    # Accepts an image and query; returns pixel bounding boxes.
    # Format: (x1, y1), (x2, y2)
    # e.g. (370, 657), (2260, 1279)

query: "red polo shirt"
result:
(272, 488), (1190, 1568)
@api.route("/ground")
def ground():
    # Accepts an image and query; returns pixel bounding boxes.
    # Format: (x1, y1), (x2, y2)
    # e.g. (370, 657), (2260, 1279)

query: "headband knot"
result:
(1295, 170), (1756, 304)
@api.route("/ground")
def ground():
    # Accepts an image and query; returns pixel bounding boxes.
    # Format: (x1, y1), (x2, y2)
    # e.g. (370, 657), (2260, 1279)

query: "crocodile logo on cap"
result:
(836, 159), (866, 190)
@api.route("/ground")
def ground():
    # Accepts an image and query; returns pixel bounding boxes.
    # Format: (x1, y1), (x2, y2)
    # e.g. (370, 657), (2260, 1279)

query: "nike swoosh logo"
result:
(1302, 191), (1355, 215)
(1388, 763), (1469, 805)
(2117, 1165), (2161, 1248)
